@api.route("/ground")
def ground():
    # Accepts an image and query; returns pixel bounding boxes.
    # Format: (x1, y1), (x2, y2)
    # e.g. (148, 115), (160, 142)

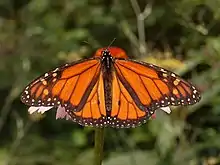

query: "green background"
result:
(0, 0), (220, 165)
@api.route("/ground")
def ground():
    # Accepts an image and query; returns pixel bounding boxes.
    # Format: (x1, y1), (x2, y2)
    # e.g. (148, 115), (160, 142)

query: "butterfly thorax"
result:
(101, 50), (113, 69)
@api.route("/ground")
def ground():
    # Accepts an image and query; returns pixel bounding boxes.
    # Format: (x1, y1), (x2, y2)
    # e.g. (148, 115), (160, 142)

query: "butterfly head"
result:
(95, 47), (128, 59)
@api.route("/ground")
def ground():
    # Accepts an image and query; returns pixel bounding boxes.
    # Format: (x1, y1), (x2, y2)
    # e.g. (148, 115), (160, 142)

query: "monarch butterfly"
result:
(21, 47), (201, 128)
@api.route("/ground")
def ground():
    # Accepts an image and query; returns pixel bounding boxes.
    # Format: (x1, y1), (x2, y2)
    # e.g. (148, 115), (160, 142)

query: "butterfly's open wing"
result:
(66, 70), (108, 127)
(110, 72), (151, 128)
(21, 58), (108, 126)
(113, 59), (201, 114)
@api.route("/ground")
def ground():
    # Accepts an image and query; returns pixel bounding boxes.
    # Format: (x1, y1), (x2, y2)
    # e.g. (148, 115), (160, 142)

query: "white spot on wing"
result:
(53, 68), (59, 72)
(160, 68), (167, 72)
(171, 73), (176, 77)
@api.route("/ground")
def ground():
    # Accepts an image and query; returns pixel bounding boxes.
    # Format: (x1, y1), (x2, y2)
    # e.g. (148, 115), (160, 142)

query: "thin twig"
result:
(171, 6), (209, 35)
(5, 111), (32, 165)
(0, 84), (21, 133)
(130, 0), (152, 56)
(119, 21), (139, 49)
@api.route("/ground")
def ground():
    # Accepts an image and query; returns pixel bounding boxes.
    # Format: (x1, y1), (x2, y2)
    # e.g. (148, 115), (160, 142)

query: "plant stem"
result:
(94, 127), (105, 165)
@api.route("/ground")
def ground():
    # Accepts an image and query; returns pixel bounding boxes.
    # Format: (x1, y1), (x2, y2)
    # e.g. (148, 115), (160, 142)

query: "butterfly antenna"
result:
(107, 38), (116, 49)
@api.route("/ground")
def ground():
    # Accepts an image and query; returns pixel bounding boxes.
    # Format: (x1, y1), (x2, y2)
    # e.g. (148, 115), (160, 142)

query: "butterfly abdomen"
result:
(102, 53), (113, 114)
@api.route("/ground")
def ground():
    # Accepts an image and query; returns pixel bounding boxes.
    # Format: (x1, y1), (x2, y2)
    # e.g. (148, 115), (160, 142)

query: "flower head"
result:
(151, 107), (171, 119)
(28, 105), (171, 121)
(28, 105), (71, 120)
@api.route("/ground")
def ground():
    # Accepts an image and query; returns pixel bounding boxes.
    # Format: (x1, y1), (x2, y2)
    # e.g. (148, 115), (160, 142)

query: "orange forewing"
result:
(21, 59), (101, 110)
(114, 59), (201, 111)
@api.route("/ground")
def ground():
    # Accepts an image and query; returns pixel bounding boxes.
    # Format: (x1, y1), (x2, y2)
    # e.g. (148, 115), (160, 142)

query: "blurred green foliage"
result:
(0, 0), (220, 165)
